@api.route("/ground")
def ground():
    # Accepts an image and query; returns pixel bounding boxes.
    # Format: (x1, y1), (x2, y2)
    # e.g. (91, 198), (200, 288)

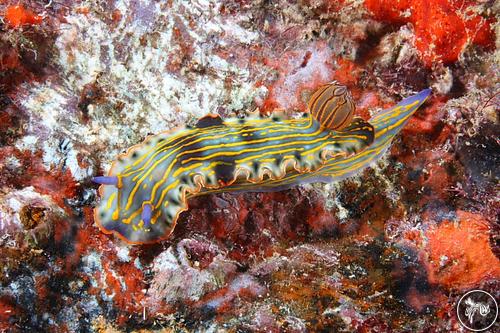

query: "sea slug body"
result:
(93, 84), (431, 244)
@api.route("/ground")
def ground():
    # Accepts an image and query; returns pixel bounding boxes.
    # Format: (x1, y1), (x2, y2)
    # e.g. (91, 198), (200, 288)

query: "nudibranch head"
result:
(307, 81), (355, 131)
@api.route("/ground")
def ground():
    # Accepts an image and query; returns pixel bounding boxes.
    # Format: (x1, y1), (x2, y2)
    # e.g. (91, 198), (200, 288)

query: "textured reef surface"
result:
(0, 1), (498, 332)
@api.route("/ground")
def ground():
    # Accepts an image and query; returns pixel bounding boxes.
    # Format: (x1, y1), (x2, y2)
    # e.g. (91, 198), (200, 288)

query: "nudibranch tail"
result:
(94, 88), (431, 244)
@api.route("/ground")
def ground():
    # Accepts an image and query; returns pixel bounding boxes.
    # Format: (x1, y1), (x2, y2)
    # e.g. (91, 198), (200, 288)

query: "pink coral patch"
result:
(259, 41), (335, 113)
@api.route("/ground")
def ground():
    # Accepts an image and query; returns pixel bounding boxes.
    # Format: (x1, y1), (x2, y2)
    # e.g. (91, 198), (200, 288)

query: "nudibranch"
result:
(93, 83), (431, 244)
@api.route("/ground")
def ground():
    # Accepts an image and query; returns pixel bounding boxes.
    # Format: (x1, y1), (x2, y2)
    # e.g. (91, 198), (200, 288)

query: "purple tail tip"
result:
(92, 176), (118, 185)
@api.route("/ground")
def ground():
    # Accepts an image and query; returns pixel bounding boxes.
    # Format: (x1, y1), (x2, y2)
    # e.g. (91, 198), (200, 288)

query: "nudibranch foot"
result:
(93, 86), (431, 244)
